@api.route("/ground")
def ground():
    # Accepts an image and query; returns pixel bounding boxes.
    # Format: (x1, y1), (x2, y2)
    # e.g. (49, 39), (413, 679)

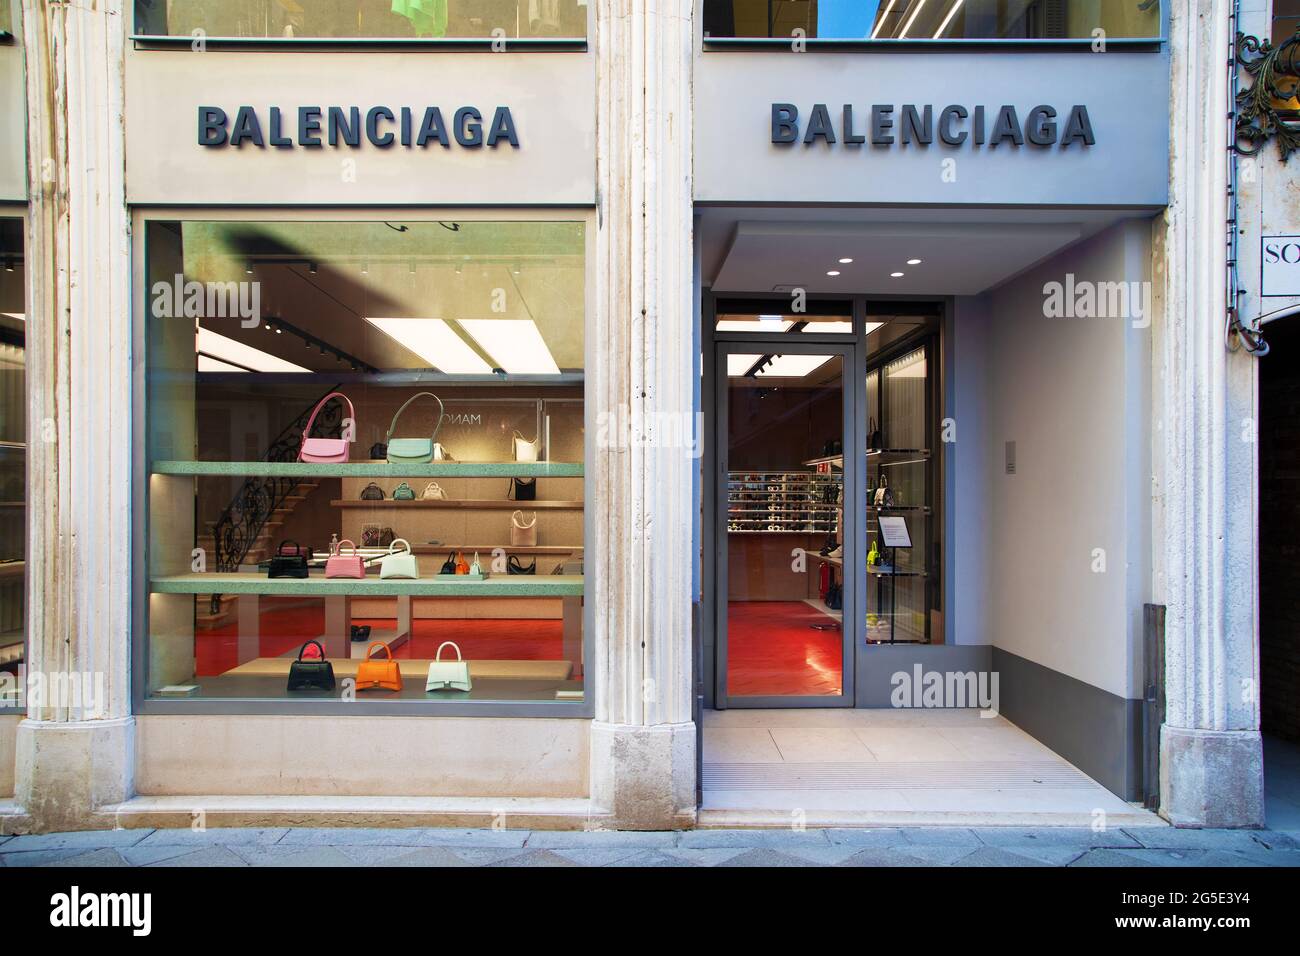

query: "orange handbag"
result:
(455, 551), (470, 575)
(356, 641), (402, 691)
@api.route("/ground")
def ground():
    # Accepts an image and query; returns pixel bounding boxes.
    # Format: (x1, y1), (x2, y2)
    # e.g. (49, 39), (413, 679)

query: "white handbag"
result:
(432, 442), (455, 461)
(513, 429), (540, 462)
(379, 538), (419, 579)
(425, 641), (472, 692)
(511, 510), (537, 547)
(421, 481), (447, 500)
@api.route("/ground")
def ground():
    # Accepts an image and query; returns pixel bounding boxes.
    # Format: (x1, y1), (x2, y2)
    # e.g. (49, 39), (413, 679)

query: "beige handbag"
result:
(510, 510), (537, 547)
(513, 429), (540, 462)
(425, 641), (472, 693)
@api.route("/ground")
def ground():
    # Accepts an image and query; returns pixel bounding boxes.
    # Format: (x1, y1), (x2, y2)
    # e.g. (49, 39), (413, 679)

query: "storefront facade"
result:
(0, 0), (1284, 831)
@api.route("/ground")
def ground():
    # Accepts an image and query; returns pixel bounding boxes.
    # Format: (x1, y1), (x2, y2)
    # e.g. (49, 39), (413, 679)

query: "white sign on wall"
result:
(1262, 235), (1300, 297)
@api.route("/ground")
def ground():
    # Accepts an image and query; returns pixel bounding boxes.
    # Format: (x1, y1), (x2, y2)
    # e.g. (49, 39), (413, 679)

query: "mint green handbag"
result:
(386, 392), (444, 465)
(392, 481), (416, 500)
(425, 641), (472, 692)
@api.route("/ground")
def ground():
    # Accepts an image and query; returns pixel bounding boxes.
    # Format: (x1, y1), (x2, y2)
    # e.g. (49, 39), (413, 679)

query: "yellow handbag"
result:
(356, 641), (402, 692)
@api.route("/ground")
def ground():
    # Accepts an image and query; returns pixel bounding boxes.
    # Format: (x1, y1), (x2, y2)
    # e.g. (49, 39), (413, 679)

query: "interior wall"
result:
(975, 218), (1153, 700)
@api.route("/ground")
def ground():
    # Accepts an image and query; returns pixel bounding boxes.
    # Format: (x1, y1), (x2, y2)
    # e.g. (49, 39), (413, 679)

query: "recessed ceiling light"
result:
(364, 317), (492, 374)
(838, 258), (853, 264)
(459, 319), (561, 375)
(826, 270), (841, 277)
(890, 272), (905, 278)
(907, 258), (922, 265)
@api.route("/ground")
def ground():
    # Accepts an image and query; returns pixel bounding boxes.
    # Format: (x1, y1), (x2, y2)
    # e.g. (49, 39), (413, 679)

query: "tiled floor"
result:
(701, 708), (1162, 826)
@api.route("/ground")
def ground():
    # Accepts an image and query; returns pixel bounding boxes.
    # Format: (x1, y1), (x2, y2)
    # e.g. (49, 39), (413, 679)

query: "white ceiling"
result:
(699, 207), (1146, 297)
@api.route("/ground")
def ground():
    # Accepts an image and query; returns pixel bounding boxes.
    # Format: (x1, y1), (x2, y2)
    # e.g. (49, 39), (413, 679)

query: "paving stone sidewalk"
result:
(1, 826), (1299, 867)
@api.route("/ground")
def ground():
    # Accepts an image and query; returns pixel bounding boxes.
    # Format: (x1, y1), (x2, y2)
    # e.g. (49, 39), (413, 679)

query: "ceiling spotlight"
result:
(244, 261), (254, 275)
(838, 258), (853, 264)
(826, 270), (841, 277)
(890, 272), (905, 278)
(274, 327), (282, 334)
(308, 262), (318, 275)
(906, 258), (922, 265)
(408, 261), (417, 275)
(361, 260), (369, 275)
(2, 258), (13, 273)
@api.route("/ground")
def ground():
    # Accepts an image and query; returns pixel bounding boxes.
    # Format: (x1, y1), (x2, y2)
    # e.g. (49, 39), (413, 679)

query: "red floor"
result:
(195, 599), (563, 675)
(726, 601), (843, 697)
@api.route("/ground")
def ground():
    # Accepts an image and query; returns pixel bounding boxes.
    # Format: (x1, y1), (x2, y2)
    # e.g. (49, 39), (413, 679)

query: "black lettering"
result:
(229, 106), (264, 148)
(771, 103), (799, 144)
(416, 107), (449, 147)
(842, 105), (865, 145)
(454, 107), (483, 147)
(938, 105), (968, 146)
(197, 106), (228, 147)
(803, 104), (836, 145)
(870, 105), (894, 145)
(1060, 105), (1096, 147)
(1025, 105), (1057, 146)
(328, 107), (361, 147)
(401, 107), (412, 146)
(366, 106), (396, 147)
(298, 107), (323, 148)
(268, 107), (292, 148)
(973, 105), (985, 145)
(901, 105), (933, 145)
(486, 107), (520, 148)
(989, 105), (1024, 147)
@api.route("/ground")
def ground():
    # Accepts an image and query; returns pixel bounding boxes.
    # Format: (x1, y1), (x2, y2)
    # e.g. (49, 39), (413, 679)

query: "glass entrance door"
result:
(717, 343), (853, 705)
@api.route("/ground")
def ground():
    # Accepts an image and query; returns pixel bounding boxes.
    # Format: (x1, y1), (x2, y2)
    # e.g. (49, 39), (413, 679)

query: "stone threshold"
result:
(698, 808), (1168, 829)
(97, 795), (603, 831)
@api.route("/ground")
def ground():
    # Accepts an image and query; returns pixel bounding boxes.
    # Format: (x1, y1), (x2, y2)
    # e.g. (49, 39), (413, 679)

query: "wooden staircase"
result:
(194, 481), (320, 629)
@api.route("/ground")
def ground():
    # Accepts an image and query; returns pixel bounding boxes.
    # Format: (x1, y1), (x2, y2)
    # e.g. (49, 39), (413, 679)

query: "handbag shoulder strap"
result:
(435, 641), (463, 662)
(387, 391), (444, 443)
(298, 639), (326, 661)
(301, 392), (354, 444)
(365, 641), (391, 661)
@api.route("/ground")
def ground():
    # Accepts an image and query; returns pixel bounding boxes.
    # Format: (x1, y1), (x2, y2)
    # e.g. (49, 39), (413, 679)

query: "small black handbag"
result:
(439, 552), (458, 575)
(369, 441), (387, 460)
(507, 555), (537, 575)
(510, 477), (537, 501)
(287, 640), (336, 691)
(360, 482), (385, 500)
(268, 540), (311, 579)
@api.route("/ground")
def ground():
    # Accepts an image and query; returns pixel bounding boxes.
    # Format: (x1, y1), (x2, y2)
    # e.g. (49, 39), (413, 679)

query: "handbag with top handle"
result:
(379, 538), (418, 579)
(356, 641), (402, 692)
(513, 429), (540, 462)
(455, 551), (470, 575)
(421, 481), (447, 500)
(287, 640), (336, 691)
(425, 641), (472, 693)
(510, 510), (537, 547)
(360, 482), (385, 500)
(325, 539), (366, 579)
(268, 540), (311, 579)
(509, 477), (536, 501)
(298, 392), (354, 463)
(439, 551), (457, 574)
(386, 392), (444, 465)
(392, 481), (416, 500)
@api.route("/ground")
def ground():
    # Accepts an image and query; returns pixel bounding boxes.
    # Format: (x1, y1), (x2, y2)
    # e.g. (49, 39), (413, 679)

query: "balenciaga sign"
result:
(770, 103), (1096, 148)
(198, 105), (520, 149)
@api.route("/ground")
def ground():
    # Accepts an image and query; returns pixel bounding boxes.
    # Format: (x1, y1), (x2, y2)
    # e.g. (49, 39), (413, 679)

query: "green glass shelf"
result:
(151, 572), (584, 597)
(151, 460), (584, 478)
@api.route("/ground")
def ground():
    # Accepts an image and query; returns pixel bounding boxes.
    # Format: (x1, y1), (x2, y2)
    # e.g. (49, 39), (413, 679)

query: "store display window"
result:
(703, 0), (1162, 42)
(140, 217), (588, 711)
(0, 217), (24, 706)
(133, 0), (589, 40)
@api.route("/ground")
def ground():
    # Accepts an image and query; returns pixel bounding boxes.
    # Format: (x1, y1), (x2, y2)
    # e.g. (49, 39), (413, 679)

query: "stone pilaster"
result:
(588, 0), (697, 828)
(1154, 0), (1263, 827)
(14, 0), (134, 830)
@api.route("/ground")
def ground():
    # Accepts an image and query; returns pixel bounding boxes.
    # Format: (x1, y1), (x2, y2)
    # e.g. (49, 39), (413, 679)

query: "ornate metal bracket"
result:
(1235, 29), (1300, 162)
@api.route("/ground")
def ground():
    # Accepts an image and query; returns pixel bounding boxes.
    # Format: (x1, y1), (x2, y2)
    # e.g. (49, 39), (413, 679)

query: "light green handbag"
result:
(425, 641), (472, 692)
(386, 392), (444, 465)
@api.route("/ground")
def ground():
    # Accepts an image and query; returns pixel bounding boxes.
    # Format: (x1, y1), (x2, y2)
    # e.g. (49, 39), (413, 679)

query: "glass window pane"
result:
(705, 0), (1162, 40)
(0, 217), (24, 702)
(144, 218), (585, 706)
(135, 0), (588, 39)
(715, 300), (853, 334)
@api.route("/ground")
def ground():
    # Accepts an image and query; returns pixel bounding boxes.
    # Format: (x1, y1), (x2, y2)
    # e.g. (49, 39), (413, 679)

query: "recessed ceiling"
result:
(712, 220), (1084, 295)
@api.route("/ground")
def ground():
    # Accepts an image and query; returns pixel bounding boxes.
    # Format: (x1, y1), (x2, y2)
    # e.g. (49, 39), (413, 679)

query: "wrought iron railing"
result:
(207, 387), (343, 610)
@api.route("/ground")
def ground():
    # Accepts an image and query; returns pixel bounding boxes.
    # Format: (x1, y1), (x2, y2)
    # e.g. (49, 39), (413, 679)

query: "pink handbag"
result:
(299, 391), (355, 463)
(325, 539), (366, 579)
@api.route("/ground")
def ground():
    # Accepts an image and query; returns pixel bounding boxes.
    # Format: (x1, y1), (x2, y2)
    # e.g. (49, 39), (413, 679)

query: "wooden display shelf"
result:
(332, 498), (583, 510)
(409, 545), (581, 555)
(151, 572), (584, 596)
(152, 460), (584, 478)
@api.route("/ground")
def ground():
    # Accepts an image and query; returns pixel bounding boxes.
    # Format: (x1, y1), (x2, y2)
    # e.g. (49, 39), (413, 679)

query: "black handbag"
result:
(439, 552), (457, 574)
(370, 441), (387, 459)
(826, 581), (843, 611)
(350, 624), (371, 642)
(287, 640), (335, 691)
(510, 477), (537, 501)
(268, 540), (311, 579)
(507, 555), (536, 575)
(868, 418), (882, 451)
(360, 482), (385, 500)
